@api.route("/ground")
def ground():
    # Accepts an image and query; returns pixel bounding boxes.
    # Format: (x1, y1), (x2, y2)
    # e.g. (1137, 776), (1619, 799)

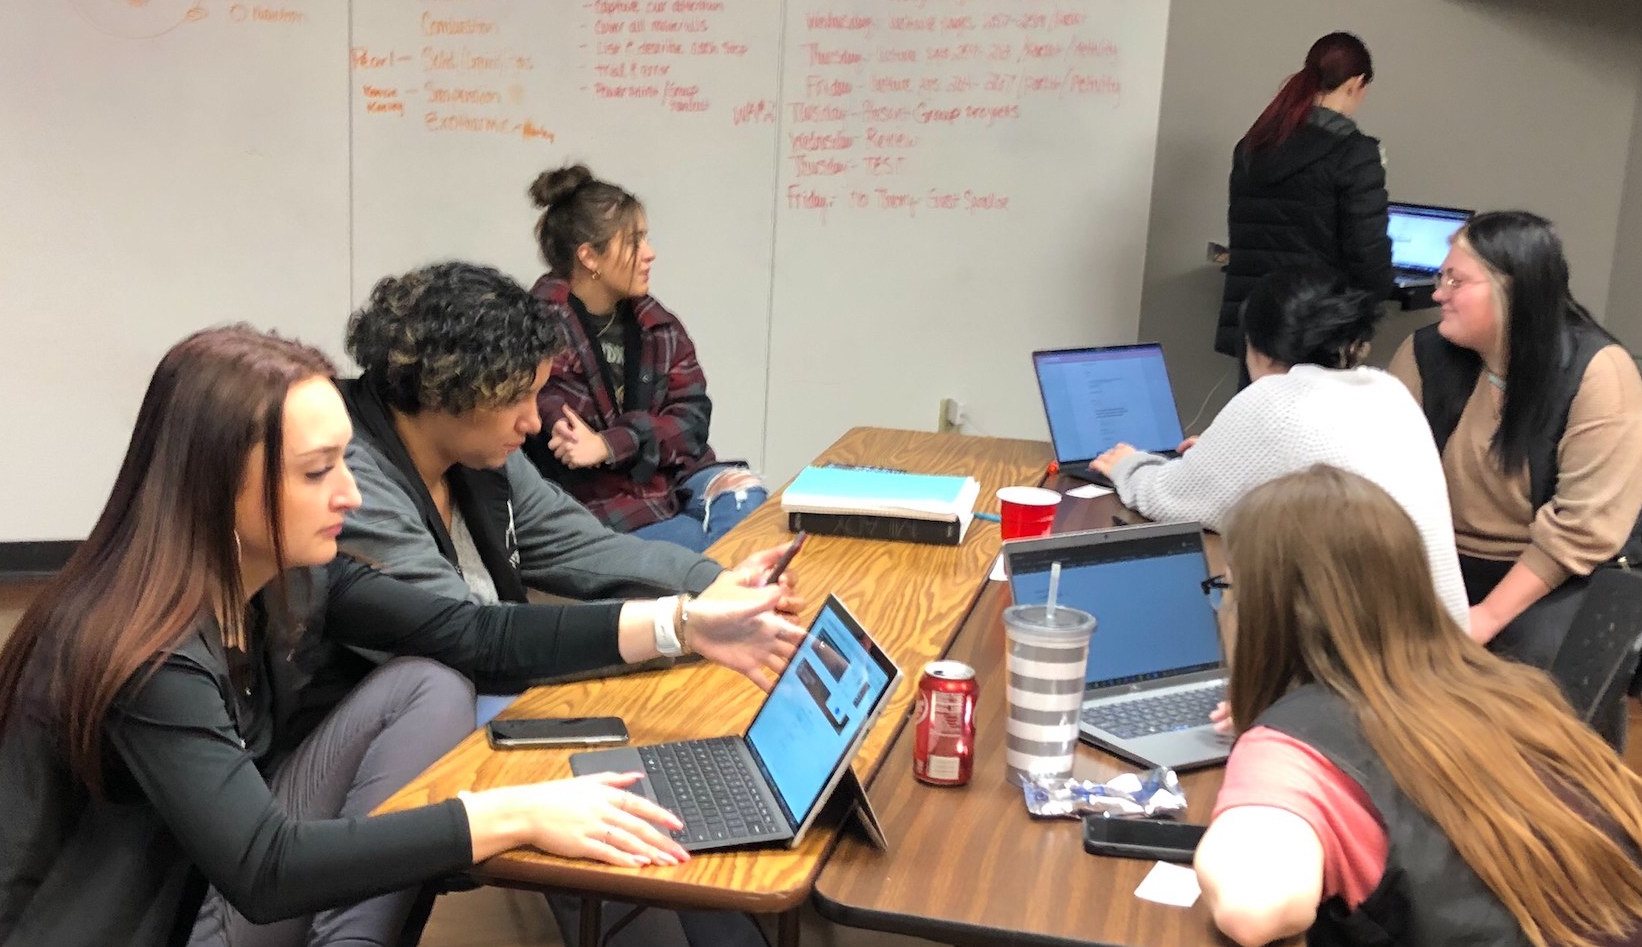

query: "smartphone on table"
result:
(1082, 816), (1206, 863)
(486, 716), (630, 749)
(765, 531), (807, 586)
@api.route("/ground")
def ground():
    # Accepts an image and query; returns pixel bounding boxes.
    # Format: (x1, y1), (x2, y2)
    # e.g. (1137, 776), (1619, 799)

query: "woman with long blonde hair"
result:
(1196, 465), (1642, 946)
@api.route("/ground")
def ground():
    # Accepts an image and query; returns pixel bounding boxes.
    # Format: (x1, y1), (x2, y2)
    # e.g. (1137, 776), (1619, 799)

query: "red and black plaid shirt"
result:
(526, 276), (717, 532)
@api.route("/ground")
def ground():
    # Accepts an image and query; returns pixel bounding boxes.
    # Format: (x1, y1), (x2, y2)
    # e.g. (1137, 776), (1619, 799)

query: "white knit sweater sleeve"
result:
(1110, 381), (1297, 533)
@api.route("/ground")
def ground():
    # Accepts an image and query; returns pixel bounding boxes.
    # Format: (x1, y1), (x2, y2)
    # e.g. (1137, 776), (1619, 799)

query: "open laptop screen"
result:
(1388, 203), (1471, 273)
(1033, 345), (1184, 462)
(744, 600), (896, 830)
(1008, 528), (1220, 689)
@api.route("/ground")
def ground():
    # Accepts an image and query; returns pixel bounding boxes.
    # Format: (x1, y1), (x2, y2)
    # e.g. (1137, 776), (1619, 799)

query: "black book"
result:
(786, 510), (963, 546)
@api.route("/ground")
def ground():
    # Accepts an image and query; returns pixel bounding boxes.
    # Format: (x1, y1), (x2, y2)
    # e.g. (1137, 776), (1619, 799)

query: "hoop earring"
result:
(233, 529), (243, 562)
(590, 269), (601, 281)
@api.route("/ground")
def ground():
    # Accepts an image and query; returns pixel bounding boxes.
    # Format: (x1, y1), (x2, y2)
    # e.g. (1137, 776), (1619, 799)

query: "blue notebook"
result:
(781, 466), (979, 520)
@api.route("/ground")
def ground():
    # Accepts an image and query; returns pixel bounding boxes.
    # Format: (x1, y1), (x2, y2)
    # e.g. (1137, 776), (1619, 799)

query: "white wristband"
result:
(652, 595), (684, 657)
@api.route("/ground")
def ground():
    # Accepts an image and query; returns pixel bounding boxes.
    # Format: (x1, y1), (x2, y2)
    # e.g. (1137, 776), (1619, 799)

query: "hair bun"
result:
(529, 164), (593, 210)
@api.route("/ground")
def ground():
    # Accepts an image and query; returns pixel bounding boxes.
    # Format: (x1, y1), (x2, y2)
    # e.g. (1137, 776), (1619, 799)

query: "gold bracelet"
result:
(677, 593), (694, 654)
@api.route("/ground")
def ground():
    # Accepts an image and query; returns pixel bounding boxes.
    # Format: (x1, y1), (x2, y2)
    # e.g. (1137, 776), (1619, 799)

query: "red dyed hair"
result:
(1243, 32), (1374, 153)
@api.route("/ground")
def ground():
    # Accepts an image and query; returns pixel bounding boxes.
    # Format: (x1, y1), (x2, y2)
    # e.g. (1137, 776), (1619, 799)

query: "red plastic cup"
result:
(996, 486), (1061, 540)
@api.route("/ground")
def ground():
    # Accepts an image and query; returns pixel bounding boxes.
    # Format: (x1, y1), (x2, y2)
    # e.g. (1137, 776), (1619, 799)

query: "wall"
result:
(0, 0), (1171, 544)
(1138, 0), (1642, 426)
(1609, 84), (1642, 349)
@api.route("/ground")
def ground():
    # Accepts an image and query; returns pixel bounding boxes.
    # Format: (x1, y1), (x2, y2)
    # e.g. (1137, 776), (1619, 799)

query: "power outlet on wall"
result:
(937, 397), (966, 434)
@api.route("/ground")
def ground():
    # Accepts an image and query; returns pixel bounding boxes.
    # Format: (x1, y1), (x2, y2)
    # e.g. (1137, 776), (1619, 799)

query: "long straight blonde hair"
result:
(1226, 465), (1642, 947)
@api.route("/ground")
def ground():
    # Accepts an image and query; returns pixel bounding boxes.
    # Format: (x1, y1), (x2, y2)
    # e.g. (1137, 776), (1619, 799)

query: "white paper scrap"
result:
(989, 552), (1007, 582)
(1067, 483), (1114, 499)
(1134, 861), (1201, 908)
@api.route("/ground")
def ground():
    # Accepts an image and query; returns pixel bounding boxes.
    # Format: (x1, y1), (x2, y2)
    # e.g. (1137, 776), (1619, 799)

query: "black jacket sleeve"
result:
(322, 557), (625, 686)
(108, 656), (472, 924)
(1336, 135), (1394, 301)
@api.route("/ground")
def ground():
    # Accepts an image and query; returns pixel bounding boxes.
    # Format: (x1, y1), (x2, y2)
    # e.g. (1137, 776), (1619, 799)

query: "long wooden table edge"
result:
(375, 426), (1054, 914)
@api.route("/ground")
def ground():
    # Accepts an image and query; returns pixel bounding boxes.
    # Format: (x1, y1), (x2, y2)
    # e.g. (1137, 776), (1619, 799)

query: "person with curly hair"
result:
(521, 164), (764, 552)
(337, 262), (801, 714)
(336, 261), (792, 946)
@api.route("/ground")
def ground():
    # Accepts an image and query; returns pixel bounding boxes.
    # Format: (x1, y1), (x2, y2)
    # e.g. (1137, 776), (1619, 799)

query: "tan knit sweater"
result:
(1387, 335), (1642, 589)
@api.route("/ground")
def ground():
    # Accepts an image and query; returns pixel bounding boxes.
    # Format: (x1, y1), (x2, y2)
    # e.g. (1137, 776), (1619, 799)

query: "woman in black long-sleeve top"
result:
(0, 326), (803, 947)
(1217, 31), (1393, 379)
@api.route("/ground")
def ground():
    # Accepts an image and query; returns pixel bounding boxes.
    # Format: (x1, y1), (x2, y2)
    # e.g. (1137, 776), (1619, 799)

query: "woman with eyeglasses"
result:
(1216, 31), (1392, 386)
(1387, 212), (1642, 708)
(1092, 265), (1468, 628)
(1196, 465), (1642, 947)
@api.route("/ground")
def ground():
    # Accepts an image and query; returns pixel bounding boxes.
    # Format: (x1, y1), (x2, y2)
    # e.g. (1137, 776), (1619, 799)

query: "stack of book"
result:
(779, 465), (981, 546)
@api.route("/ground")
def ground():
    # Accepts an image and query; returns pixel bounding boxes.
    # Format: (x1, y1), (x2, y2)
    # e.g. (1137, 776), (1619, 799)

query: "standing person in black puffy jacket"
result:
(1218, 32), (1393, 382)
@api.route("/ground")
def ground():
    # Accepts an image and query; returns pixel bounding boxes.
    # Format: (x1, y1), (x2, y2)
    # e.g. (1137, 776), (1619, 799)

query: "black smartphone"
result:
(765, 531), (808, 586)
(1082, 816), (1206, 863)
(486, 716), (630, 749)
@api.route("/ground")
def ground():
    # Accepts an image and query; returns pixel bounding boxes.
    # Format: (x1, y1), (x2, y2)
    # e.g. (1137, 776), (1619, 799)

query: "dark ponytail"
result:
(1242, 266), (1382, 369)
(1243, 32), (1373, 152)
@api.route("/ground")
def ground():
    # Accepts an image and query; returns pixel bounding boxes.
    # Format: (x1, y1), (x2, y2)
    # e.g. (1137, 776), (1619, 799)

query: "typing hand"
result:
(1209, 700), (1235, 735)
(1090, 443), (1136, 477)
(688, 574), (806, 691)
(731, 544), (807, 615)
(1177, 436), (1200, 454)
(548, 407), (611, 469)
(478, 772), (688, 868)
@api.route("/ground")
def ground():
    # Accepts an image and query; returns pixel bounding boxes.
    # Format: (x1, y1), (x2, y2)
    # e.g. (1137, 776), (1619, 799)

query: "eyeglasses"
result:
(1200, 574), (1232, 611)
(1433, 271), (1475, 291)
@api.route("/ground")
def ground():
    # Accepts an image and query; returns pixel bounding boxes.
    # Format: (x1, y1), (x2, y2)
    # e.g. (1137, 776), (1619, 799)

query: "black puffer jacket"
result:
(1215, 107), (1393, 356)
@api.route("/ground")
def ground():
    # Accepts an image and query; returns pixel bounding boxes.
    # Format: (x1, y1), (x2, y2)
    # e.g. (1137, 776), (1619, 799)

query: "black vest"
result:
(1255, 686), (1529, 946)
(1411, 322), (1642, 567)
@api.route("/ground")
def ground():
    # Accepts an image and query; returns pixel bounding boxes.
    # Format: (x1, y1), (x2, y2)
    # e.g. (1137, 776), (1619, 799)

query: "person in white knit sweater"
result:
(1091, 267), (1471, 631)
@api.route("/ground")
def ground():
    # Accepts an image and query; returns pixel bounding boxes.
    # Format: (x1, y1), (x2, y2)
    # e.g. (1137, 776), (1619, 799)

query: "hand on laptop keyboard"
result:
(1210, 700), (1234, 734)
(462, 771), (689, 868)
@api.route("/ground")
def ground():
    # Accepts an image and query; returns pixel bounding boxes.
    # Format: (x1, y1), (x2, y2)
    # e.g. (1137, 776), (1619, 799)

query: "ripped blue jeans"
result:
(630, 463), (767, 553)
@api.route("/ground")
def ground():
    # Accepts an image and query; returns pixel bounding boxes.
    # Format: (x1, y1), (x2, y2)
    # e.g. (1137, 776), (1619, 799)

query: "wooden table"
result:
(376, 427), (1053, 943)
(811, 483), (1231, 947)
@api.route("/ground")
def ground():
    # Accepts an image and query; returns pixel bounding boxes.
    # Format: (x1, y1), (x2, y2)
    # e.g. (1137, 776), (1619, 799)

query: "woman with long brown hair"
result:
(0, 326), (800, 947)
(1196, 465), (1642, 946)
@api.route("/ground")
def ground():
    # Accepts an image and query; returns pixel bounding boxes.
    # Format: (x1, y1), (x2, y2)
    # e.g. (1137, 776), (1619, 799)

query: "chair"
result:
(1548, 569), (1642, 749)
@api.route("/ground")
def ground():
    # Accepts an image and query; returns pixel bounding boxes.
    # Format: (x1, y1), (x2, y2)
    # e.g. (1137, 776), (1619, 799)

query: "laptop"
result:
(570, 595), (902, 852)
(1002, 522), (1231, 771)
(1032, 344), (1186, 488)
(1388, 201), (1473, 287)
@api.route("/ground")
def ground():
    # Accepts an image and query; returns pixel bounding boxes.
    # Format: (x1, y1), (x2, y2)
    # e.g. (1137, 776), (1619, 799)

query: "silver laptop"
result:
(1388, 201), (1473, 288)
(1031, 344), (1185, 488)
(1002, 522), (1230, 771)
(571, 595), (901, 852)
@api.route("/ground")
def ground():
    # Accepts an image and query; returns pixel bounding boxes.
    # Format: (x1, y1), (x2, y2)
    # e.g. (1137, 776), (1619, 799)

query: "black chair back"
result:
(1549, 569), (1642, 741)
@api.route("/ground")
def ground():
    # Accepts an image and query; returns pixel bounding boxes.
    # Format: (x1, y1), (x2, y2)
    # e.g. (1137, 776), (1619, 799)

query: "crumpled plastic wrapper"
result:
(1021, 767), (1187, 818)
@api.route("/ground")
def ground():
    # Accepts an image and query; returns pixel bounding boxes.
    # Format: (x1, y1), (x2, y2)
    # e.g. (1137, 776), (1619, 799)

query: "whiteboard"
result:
(765, 0), (1170, 478)
(0, 0), (1169, 543)
(0, 0), (349, 542)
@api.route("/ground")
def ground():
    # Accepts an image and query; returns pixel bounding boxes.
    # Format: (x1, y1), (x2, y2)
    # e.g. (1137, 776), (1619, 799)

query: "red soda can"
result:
(912, 660), (977, 786)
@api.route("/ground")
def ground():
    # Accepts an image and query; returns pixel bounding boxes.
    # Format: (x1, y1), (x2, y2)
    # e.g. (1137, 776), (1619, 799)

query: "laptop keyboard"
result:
(1083, 681), (1227, 740)
(637, 736), (779, 845)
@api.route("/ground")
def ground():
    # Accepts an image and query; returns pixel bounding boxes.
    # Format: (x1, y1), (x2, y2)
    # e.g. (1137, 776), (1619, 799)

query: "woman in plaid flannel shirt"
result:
(522, 164), (766, 553)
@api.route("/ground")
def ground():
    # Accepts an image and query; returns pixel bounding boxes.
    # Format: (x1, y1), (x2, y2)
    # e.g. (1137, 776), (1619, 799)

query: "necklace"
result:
(1485, 370), (1506, 391)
